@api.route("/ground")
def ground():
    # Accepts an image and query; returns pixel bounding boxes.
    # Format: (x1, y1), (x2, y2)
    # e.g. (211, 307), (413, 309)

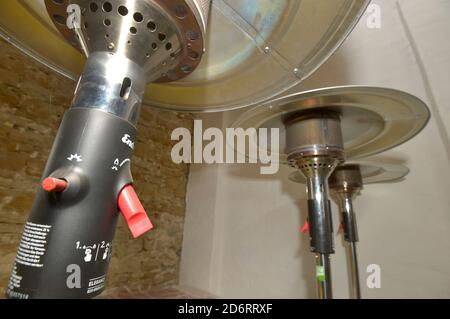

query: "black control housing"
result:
(6, 108), (136, 299)
(308, 199), (334, 254)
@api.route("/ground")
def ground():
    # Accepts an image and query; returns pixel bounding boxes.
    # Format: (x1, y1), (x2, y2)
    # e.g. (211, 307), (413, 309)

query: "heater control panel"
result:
(7, 107), (152, 298)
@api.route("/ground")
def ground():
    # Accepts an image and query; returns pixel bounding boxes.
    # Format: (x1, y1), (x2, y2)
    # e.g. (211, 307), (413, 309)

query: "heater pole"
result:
(305, 170), (336, 299)
(315, 253), (332, 299)
(340, 195), (362, 299)
(348, 242), (361, 299)
(329, 165), (363, 299)
(341, 195), (362, 299)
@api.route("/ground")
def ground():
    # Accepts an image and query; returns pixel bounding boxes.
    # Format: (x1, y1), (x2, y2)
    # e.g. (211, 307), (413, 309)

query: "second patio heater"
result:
(232, 86), (430, 298)
(290, 161), (410, 298)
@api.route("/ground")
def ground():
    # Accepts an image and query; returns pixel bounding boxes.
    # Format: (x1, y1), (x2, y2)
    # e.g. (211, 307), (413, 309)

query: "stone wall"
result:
(0, 39), (192, 296)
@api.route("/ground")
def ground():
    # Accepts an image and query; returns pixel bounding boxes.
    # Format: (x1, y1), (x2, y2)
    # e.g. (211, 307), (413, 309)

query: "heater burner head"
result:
(293, 156), (341, 180)
(289, 161), (410, 187)
(283, 110), (345, 165)
(328, 164), (363, 192)
(45, 0), (209, 82)
(232, 86), (430, 164)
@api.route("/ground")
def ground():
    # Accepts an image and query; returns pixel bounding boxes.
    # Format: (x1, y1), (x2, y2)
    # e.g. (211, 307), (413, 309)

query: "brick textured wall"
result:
(0, 39), (192, 296)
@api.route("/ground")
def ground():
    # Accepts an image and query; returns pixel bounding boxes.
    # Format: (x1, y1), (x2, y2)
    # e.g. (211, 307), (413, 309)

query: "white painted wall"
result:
(180, 0), (450, 298)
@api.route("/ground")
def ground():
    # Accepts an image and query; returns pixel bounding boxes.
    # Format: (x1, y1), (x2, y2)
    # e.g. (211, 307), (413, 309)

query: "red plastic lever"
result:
(300, 221), (309, 234)
(118, 185), (153, 238)
(42, 177), (68, 192)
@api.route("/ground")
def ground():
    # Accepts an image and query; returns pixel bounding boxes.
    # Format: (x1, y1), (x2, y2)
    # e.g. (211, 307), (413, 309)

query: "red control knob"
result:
(300, 221), (309, 234)
(118, 185), (153, 238)
(42, 177), (68, 192)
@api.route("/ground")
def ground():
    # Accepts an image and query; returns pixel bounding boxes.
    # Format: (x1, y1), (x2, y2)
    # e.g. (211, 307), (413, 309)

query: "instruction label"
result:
(16, 222), (52, 267)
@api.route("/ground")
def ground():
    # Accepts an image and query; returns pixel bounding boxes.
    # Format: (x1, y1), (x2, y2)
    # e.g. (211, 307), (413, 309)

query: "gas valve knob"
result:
(118, 185), (153, 238)
(42, 177), (68, 193)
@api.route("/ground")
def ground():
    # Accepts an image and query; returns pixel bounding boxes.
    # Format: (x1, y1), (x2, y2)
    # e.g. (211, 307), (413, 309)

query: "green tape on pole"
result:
(316, 266), (325, 282)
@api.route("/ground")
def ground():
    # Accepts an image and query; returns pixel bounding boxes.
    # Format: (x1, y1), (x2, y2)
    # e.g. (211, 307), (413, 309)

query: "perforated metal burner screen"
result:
(46, 0), (206, 83)
(289, 161), (410, 185)
(0, 0), (369, 112)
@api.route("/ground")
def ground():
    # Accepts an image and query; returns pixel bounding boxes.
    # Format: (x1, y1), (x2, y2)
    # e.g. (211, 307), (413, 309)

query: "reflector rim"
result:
(288, 161), (410, 185)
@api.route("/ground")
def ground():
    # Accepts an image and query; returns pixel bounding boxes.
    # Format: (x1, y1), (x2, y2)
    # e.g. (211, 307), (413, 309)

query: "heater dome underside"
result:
(0, 0), (369, 112)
